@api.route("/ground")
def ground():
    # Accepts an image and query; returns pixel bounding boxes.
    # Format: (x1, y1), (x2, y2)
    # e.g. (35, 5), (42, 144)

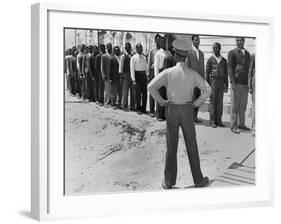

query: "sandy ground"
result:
(64, 92), (255, 195)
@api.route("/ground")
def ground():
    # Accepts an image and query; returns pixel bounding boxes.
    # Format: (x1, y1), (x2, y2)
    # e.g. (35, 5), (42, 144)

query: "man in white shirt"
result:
(119, 42), (135, 111)
(154, 36), (170, 121)
(130, 43), (148, 114)
(148, 38), (211, 189)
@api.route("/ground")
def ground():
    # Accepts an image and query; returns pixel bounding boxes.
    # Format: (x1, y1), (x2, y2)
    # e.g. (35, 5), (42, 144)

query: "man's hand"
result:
(231, 82), (237, 91)
(249, 88), (253, 94)
(103, 77), (107, 82)
(224, 86), (228, 93)
(163, 100), (170, 107)
(132, 80), (137, 86)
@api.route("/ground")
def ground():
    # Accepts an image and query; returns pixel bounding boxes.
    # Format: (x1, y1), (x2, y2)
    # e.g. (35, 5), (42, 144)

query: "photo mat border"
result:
(31, 2), (275, 221)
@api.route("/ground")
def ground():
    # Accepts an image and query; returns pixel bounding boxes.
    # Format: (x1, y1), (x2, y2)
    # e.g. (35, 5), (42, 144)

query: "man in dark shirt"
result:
(206, 42), (228, 128)
(228, 37), (251, 134)
(77, 44), (86, 99)
(185, 35), (205, 123)
(110, 46), (121, 108)
(147, 34), (161, 117)
(248, 53), (255, 136)
(88, 45), (99, 102)
(95, 44), (106, 105)
(101, 43), (113, 107)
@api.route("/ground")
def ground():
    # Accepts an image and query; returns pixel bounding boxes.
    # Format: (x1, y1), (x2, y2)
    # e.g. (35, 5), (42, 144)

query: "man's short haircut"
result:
(213, 42), (221, 50)
(236, 37), (245, 41)
(191, 35), (199, 41)
(155, 33), (161, 41)
(99, 44), (105, 49)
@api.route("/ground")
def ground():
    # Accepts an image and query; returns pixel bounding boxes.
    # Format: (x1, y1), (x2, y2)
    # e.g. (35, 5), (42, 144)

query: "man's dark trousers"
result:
(209, 78), (224, 124)
(148, 69), (155, 114)
(165, 104), (204, 186)
(193, 88), (201, 120)
(135, 71), (147, 113)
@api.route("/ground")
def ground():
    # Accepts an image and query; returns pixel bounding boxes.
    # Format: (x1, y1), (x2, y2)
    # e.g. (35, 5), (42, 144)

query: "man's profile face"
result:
(236, 37), (245, 49)
(136, 44), (143, 55)
(192, 36), (200, 48)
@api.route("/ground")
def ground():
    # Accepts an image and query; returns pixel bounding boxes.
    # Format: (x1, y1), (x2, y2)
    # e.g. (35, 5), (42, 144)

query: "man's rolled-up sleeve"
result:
(148, 70), (168, 106)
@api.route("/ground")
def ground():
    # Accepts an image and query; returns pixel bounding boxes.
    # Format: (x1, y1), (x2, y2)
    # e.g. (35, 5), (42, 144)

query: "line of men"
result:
(65, 34), (255, 135)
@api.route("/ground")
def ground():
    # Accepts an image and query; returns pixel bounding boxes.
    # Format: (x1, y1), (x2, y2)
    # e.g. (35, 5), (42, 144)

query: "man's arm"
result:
(223, 58), (229, 90)
(119, 54), (124, 74)
(205, 58), (212, 84)
(193, 72), (212, 107)
(154, 52), (160, 77)
(185, 51), (191, 67)
(148, 69), (168, 106)
(130, 56), (136, 82)
(200, 51), (205, 77)
(248, 54), (255, 93)
(101, 55), (107, 80)
(227, 50), (236, 88)
(147, 50), (153, 75)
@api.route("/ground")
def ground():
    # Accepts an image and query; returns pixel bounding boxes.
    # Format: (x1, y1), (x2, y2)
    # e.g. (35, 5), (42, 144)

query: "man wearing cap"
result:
(148, 39), (211, 189)
(130, 43), (148, 114)
(185, 35), (205, 123)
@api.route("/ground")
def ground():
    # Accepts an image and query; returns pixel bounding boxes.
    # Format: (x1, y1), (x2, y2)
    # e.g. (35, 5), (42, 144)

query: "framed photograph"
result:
(31, 2), (274, 221)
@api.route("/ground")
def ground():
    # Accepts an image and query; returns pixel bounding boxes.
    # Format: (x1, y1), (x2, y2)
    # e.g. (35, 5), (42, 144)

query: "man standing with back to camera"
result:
(228, 37), (251, 134)
(148, 38), (211, 189)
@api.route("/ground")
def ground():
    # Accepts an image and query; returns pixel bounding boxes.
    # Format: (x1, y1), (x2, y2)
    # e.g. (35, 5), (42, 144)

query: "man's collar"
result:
(192, 44), (199, 51)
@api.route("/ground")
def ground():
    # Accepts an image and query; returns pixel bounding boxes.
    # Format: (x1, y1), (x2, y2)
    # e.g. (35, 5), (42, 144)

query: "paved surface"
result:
(210, 148), (255, 187)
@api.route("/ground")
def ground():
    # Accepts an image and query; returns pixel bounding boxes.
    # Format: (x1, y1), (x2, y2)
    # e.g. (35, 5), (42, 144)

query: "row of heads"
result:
(66, 34), (247, 57)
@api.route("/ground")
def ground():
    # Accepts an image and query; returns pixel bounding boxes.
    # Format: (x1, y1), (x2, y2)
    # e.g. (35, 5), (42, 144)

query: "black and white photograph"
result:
(64, 28), (256, 195)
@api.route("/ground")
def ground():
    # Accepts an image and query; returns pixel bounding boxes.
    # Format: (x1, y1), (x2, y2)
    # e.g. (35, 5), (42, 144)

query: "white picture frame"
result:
(31, 2), (275, 221)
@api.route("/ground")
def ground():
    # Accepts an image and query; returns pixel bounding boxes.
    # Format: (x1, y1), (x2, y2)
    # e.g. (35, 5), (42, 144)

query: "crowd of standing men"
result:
(65, 34), (255, 136)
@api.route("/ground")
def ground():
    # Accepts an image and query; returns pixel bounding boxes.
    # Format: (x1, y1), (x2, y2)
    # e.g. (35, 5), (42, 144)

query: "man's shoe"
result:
(157, 118), (165, 122)
(210, 121), (217, 128)
(194, 118), (202, 123)
(150, 113), (155, 118)
(231, 128), (240, 134)
(238, 125), (251, 131)
(195, 177), (210, 188)
(161, 180), (172, 189)
(216, 122), (225, 127)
